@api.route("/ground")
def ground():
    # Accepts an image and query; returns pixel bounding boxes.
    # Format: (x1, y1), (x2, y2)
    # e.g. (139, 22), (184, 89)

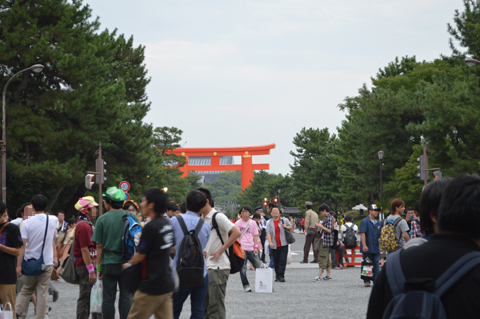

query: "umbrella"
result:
(352, 204), (368, 210)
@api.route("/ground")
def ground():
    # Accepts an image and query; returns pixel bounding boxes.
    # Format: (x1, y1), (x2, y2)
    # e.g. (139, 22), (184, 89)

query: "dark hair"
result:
(57, 211), (65, 216)
(306, 204), (313, 210)
(345, 215), (353, 222)
(180, 202), (187, 214)
(16, 202), (31, 218)
(196, 188), (215, 207)
(253, 212), (261, 220)
(0, 201), (6, 215)
(239, 206), (252, 215)
(123, 202), (138, 211)
(406, 207), (414, 212)
(414, 200), (420, 214)
(144, 188), (169, 215)
(420, 178), (452, 235)
(105, 199), (123, 209)
(437, 174), (480, 239)
(390, 198), (405, 215)
(67, 218), (75, 226)
(185, 190), (206, 213)
(31, 194), (48, 212)
(318, 204), (330, 212)
(167, 201), (177, 211)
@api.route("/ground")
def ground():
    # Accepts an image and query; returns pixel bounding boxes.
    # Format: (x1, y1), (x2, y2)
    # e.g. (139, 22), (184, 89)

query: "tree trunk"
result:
(46, 187), (64, 212)
(63, 183), (87, 219)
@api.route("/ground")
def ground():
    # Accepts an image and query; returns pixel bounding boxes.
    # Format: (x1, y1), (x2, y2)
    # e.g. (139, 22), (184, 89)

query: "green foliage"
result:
(205, 171), (242, 213)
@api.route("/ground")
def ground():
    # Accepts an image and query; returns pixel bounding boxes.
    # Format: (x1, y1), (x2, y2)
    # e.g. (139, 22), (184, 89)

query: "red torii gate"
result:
(171, 143), (276, 190)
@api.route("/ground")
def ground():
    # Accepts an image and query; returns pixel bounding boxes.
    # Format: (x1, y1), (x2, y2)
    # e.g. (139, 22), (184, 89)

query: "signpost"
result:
(119, 181), (130, 201)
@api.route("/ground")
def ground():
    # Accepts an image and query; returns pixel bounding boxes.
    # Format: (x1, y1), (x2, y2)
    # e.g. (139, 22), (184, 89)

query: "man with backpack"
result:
(359, 204), (382, 287)
(124, 188), (175, 319)
(170, 190), (210, 319)
(91, 186), (141, 319)
(367, 174), (480, 319)
(198, 188), (241, 319)
(340, 215), (358, 249)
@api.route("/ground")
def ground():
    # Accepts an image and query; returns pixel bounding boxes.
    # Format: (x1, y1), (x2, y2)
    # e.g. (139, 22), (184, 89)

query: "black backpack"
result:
(383, 250), (480, 319)
(343, 224), (357, 248)
(175, 215), (205, 286)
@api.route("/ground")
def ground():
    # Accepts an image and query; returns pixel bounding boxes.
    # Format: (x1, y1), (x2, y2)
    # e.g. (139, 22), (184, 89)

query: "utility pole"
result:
(87, 143), (105, 216)
(422, 141), (440, 187)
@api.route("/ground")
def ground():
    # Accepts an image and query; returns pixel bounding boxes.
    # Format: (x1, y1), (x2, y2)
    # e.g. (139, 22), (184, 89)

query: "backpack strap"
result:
(212, 212), (230, 258)
(193, 218), (205, 236)
(434, 251), (480, 297)
(176, 215), (189, 236)
(386, 250), (406, 296)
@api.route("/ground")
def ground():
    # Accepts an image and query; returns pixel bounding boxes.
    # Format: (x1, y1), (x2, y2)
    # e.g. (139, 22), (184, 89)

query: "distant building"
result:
(188, 156), (234, 184)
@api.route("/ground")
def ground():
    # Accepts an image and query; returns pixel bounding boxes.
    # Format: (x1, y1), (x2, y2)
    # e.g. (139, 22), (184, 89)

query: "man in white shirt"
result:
(340, 215), (359, 264)
(15, 195), (59, 319)
(198, 188), (241, 319)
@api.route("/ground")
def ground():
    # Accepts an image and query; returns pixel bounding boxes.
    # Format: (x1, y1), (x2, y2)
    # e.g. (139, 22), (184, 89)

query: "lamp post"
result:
(2, 64), (44, 204)
(465, 58), (480, 67)
(377, 150), (384, 221)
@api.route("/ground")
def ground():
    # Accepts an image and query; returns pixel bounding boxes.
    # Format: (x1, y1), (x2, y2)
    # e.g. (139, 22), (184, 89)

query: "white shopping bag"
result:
(286, 245), (292, 265)
(0, 302), (13, 319)
(255, 268), (273, 293)
(90, 279), (103, 313)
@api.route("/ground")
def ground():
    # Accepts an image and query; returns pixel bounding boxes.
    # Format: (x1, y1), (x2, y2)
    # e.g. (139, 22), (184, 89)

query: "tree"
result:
(205, 171), (242, 214)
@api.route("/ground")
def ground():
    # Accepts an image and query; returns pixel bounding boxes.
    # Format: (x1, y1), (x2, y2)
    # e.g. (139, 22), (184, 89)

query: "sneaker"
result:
(244, 286), (252, 292)
(278, 277), (285, 282)
(322, 276), (332, 281)
(333, 266), (340, 270)
(313, 276), (321, 282)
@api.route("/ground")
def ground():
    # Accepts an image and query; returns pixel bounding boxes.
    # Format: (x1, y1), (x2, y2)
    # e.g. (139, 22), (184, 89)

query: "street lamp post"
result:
(377, 150), (384, 221)
(465, 58), (480, 67)
(2, 64), (44, 204)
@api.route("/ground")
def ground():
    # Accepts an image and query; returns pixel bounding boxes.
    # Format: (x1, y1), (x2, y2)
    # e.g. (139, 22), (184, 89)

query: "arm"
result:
(209, 226), (241, 261)
(123, 252), (146, 268)
(361, 233), (368, 252)
(16, 239), (27, 277)
(403, 232), (410, 243)
(52, 240), (58, 268)
(266, 233), (274, 248)
(96, 243), (103, 280)
(0, 244), (21, 256)
(80, 246), (96, 283)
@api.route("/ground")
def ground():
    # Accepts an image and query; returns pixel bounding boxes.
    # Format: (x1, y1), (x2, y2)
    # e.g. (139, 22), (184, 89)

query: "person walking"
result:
(301, 201), (318, 264)
(91, 186), (140, 319)
(0, 201), (23, 318)
(359, 204), (382, 287)
(73, 196), (101, 319)
(124, 188), (175, 319)
(266, 207), (293, 282)
(15, 195), (59, 319)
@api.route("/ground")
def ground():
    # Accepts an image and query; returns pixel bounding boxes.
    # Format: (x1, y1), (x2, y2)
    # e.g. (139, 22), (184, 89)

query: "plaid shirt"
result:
(410, 219), (422, 239)
(322, 214), (335, 247)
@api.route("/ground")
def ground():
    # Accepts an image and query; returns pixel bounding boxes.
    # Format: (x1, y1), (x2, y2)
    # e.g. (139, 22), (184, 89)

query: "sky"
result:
(84, 0), (462, 175)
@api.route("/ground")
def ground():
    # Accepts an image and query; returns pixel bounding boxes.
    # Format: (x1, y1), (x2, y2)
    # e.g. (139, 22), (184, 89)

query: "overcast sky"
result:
(84, 0), (461, 175)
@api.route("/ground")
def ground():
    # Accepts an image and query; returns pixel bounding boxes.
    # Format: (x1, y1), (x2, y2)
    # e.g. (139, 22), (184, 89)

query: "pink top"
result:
(235, 219), (259, 251)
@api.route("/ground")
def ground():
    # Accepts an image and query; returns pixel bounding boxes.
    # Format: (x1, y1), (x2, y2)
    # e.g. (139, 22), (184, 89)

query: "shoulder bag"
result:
(61, 220), (87, 284)
(282, 218), (296, 244)
(21, 216), (49, 276)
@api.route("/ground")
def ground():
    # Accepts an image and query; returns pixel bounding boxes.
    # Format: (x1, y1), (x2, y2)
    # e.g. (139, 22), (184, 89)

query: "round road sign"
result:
(125, 192), (130, 200)
(119, 181), (130, 192)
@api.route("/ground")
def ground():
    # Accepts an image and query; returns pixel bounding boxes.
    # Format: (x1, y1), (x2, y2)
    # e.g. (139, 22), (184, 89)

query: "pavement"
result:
(23, 231), (372, 319)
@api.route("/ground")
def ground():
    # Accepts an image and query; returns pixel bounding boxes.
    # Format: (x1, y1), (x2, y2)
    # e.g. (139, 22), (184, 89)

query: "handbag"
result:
(21, 216), (48, 276)
(61, 220), (87, 284)
(360, 259), (374, 281)
(0, 302), (13, 319)
(282, 218), (296, 244)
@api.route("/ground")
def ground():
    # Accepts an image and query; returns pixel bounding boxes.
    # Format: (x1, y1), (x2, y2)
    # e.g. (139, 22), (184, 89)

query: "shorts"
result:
(317, 240), (331, 269)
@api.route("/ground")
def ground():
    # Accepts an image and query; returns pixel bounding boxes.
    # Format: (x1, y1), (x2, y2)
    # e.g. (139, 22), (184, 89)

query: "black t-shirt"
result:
(0, 222), (23, 284)
(367, 234), (480, 319)
(138, 215), (175, 295)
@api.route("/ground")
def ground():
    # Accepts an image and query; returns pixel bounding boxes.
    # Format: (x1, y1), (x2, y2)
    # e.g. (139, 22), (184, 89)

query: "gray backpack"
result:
(383, 250), (480, 319)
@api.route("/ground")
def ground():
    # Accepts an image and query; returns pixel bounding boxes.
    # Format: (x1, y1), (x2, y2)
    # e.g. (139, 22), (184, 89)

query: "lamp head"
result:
(377, 150), (384, 160)
(465, 59), (480, 67)
(30, 64), (44, 73)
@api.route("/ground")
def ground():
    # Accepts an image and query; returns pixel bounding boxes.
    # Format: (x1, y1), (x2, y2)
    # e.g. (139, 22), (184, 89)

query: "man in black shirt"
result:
(124, 188), (174, 319)
(0, 201), (23, 318)
(367, 174), (480, 319)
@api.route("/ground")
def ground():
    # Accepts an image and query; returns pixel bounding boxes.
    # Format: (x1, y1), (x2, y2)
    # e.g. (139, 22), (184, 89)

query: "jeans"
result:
(268, 245), (275, 268)
(330, 244), (344, 267)
(173, 275), (209, 319)
(240, 251), (262, 287)
(362, 253), (380, 283)
(75, 265), (102, 319)
(271, 245), (288, 279)
(102, 264), (133, 319)
(259, 229), (267, 262)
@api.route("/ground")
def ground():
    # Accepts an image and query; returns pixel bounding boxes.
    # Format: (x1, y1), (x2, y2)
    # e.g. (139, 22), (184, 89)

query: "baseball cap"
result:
(103, 186), (127, 202)
(74, 196), (99, 211)
(368, 204), (380, 211)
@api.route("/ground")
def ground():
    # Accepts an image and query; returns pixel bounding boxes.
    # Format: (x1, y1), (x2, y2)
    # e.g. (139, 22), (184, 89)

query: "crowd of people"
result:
(1, 173), (480, 318)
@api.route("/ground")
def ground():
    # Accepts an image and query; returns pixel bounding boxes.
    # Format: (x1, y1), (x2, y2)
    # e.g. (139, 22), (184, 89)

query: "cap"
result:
(75, 196), (99, 211)
(103, 186), (127, 202)
(368, 204), (380, 211)
(254, 206), (263, 211)
(305, 201), (313, 206)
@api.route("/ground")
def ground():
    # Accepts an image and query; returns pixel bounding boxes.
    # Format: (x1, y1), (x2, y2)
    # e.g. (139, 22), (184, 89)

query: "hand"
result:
(254, 248), (259, 255)
(16, 265), (22, 278)
(405, 215), (412, 222)
(203, 251), (208, 259)
(122, 263), (129, 269)
(282, 224), (288, 229)
(89, 272), (96, 283)
(98, 271), (103, 280)
(54, 258), (58, 268)
(209, 249), (223, 261)
(269, 242), (274, 249)
(363, 245), (369, 253)
(337, 241), (339, 246)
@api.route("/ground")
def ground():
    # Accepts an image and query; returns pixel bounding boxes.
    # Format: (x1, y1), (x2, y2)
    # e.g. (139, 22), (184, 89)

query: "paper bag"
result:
(360, 261), (374, 281)
(0, 302), (13, 319)
(255, 268), (273, 293)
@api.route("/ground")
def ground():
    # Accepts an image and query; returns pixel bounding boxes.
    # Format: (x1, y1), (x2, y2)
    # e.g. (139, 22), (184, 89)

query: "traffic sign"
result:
(125, 192), (130, 200)
(119, 181), (130, 192)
